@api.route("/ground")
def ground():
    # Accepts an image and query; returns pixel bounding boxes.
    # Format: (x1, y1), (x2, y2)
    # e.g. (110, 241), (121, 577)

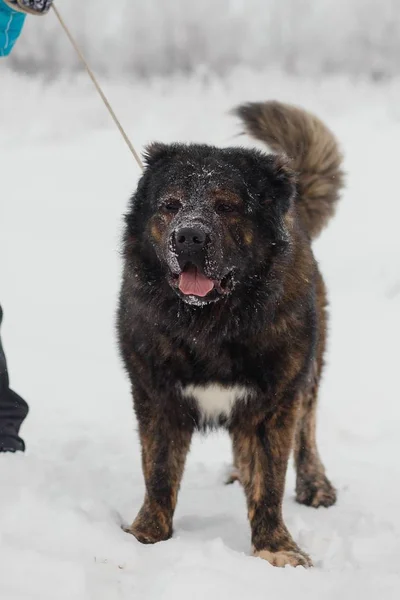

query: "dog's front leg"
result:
(125, 388), (193, 544)
(231, 401), (312, 568)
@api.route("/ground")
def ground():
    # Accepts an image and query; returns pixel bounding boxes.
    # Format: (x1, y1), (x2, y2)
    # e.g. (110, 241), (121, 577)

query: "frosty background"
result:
(1, 1), (400, 599)
(9, 0), (400, 78)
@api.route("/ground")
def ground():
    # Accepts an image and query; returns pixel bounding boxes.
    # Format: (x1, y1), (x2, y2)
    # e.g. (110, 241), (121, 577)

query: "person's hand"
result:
(3, 0), (53, 15)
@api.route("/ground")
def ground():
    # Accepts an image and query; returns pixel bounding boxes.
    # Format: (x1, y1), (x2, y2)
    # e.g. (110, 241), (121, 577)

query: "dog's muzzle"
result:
(173, 225), (210, 270)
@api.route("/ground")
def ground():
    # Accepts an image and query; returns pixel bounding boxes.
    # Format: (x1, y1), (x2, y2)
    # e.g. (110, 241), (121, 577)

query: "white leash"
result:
(52, 4), (144, 172)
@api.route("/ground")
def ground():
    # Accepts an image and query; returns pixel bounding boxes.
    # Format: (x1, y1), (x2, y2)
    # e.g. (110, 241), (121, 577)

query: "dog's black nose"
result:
(175, 227), (207, 252)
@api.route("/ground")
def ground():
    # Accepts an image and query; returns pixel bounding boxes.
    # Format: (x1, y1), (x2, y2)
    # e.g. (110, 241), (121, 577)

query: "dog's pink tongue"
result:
(179, 267), (214, 297)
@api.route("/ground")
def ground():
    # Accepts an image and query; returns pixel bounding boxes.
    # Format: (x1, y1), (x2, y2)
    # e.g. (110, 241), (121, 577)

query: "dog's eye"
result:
(216, 203), (235, 214)
(164, 200), (181, 213)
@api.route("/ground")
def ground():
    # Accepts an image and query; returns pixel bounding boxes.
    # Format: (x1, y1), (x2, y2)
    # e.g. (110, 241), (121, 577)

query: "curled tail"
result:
(235, 101), (344, 239)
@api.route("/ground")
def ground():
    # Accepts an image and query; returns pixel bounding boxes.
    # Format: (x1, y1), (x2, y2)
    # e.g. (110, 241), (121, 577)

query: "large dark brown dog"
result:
(118, 101), (344, 567)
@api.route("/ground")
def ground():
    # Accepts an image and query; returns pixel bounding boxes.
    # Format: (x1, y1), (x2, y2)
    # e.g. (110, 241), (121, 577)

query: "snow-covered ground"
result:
(0, 68), (399, 599)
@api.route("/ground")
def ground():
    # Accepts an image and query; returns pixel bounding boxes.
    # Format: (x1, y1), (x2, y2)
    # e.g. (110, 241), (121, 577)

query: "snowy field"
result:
(0, 68), (400, 599)
(10, 0), (400, 78)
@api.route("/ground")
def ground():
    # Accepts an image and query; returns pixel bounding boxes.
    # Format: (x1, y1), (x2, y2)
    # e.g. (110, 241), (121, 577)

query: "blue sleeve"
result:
(0, 0), (26, 57)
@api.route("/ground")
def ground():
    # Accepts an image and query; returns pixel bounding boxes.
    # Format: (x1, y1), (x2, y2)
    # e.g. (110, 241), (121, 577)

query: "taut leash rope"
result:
(52, 4), (144, 171)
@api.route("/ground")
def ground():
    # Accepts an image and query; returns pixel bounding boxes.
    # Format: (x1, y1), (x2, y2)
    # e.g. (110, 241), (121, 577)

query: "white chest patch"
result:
(182, 384), (252, 424)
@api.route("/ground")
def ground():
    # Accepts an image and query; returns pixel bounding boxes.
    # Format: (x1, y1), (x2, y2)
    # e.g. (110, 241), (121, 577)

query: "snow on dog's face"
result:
(124, 143), (296, 306)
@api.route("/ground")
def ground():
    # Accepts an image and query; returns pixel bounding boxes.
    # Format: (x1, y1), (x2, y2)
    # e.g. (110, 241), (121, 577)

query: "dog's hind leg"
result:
(294, 365), (337, 508)
(225, 434), (241, 485)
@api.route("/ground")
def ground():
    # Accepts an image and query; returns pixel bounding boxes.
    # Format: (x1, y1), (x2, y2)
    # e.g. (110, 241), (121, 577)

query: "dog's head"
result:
(124, 143), (296, 306)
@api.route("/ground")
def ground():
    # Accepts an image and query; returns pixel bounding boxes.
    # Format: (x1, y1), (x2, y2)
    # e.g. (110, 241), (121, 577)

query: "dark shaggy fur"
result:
(118, 100), (344, 568)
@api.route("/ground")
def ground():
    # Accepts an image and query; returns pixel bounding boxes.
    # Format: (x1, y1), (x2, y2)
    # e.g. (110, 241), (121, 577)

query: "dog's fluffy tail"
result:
(235, 101), (344, 239)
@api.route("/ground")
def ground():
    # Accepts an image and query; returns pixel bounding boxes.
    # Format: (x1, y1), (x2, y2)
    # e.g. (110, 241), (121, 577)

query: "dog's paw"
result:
(123, 511), (172, 545)
(253, 547), (313, 568)
(296, 474), (337, 508)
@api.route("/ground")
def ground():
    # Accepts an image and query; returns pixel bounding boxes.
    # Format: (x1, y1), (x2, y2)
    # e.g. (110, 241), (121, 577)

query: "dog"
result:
(118, 101), (344, 568)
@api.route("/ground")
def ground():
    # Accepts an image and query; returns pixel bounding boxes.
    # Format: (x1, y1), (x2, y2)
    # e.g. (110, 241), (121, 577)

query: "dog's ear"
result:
(234, 149), (296, 214)
(143, 142), (170, 167)
(264, 154), (297, 213)
(143, 142), (184, 168)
